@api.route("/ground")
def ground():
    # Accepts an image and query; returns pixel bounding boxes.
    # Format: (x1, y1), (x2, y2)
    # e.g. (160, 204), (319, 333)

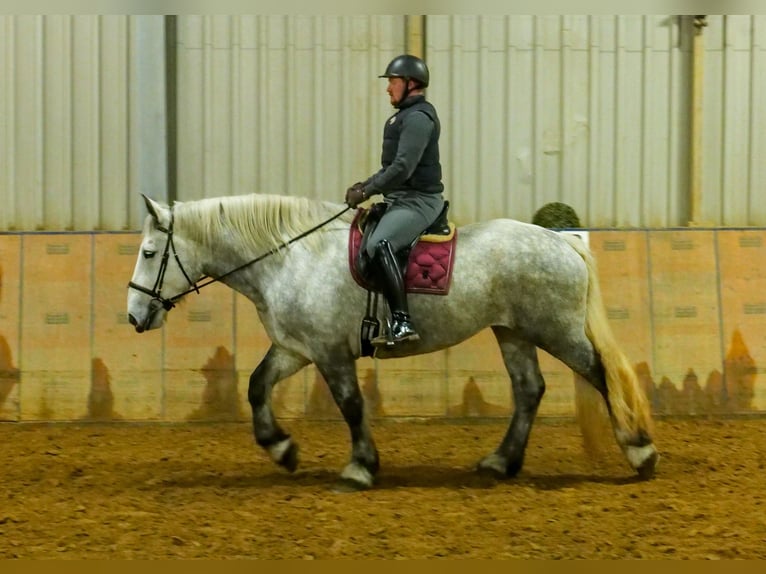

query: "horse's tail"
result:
(562, 234), (653, 439)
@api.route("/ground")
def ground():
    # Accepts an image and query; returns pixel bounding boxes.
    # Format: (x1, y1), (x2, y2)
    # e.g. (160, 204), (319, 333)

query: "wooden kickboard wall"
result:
(1, 229), (765, 422)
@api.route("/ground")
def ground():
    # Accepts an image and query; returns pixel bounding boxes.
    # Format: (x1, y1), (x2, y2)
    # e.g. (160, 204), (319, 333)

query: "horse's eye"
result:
(143, 250), (156, 259)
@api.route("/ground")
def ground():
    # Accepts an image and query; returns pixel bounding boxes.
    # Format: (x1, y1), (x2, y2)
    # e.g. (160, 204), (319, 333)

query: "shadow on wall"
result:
(0, 337), (20, 413)
(187, 346), (244, 421)
(447, 376), (509, 417)
(0, 264), (20, 414)
(641, 329), (756, 416)
(83, 358), (122, 421)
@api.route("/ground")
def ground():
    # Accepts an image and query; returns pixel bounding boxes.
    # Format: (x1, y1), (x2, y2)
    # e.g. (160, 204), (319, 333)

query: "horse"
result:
(126, 192), (658, 491)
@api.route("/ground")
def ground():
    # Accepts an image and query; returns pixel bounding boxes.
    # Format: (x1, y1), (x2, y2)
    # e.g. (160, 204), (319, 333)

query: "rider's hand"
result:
(345, 183), (368, 208)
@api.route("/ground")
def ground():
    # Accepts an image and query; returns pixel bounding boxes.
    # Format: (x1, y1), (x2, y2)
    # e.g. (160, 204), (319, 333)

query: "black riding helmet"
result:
(379, 54), (430, 87)
(379, 54), (429, 107)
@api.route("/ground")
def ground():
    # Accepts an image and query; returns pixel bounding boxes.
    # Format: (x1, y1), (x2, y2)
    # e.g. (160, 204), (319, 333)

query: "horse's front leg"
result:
(316, 356), (379, 492)
(248, 344), (310, 472)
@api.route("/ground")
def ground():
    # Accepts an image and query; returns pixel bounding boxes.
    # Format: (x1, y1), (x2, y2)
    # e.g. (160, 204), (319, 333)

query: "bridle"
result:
(127, 207), (199, 312)
(128, 203), (352, 314)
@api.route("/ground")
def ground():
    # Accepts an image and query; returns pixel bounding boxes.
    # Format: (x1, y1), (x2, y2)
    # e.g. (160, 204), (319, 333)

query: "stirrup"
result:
(371, 316), (420, 348)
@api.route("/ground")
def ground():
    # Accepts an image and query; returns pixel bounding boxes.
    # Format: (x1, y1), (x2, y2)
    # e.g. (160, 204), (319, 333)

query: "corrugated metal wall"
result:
(427, 15), (766, 227)
(703, 15), (766, 226)
(0, 15), (165, 232)
(174, 15), (405, 202)
(1, 15), (766, 230)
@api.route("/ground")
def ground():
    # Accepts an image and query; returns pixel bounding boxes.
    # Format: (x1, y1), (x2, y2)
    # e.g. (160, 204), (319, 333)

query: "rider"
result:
(345, 54), (445, 346)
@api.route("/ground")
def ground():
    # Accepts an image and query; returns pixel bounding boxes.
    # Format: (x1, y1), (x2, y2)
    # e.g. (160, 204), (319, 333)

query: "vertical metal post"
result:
(688, 15), (707, 226)
(405, 15), (425, 59)
(130, 16), (169, 225)
(165, 15), (177, 205)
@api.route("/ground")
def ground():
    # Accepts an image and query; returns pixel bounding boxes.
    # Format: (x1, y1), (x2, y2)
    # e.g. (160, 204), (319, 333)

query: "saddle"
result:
(348, 201), (457, 296)
(348, 201), (458, 357)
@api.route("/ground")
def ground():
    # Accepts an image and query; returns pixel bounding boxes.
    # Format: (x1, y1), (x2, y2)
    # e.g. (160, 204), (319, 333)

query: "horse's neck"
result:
(176, 196), (349, 296)
(197, 233), (269, 283)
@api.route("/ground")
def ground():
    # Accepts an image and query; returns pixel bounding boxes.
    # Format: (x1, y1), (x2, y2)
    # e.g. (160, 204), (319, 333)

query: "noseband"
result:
(127, 207), (200, 312)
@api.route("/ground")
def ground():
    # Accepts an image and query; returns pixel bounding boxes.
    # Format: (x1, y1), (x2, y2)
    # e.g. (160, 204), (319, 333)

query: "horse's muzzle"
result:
(128, 298), (165, 333)
(128, 313), (145, 333)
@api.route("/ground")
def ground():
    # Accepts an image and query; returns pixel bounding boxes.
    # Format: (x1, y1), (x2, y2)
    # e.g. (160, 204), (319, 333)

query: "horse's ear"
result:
(141, 194), (158, 218)
(141, 194), (171, 229)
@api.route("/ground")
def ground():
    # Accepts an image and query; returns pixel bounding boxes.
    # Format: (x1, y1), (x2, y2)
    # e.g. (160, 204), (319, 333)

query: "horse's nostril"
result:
(128, 314), (138, 326)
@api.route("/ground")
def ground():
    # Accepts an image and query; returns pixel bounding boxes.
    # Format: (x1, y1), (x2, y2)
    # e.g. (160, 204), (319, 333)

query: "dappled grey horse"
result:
(127, 193), (658, 491)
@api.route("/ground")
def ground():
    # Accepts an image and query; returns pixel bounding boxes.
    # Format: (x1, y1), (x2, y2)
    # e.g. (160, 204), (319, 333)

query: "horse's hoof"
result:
(265, 437), (300, 472)
(635, 450), (659, 480)
(336, 462), (374, 491)
(505, 459), (523, 478)
(476, 465), (504, 480)
(476, 454), (507, 479)
(331, 477), (371, 493)
(278, 441), (300, 473)
(626, 443), (659, 480)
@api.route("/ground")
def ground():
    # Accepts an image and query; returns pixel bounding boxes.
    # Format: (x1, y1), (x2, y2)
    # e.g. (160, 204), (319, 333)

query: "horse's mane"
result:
(173, 193), (355, 254)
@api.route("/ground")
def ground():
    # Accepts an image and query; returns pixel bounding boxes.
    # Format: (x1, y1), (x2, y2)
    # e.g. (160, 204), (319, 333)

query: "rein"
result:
(128, 204), (352, 311)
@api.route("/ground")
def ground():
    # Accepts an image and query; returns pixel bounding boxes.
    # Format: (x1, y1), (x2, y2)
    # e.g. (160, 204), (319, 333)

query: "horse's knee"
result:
(248, 346), (309, 409)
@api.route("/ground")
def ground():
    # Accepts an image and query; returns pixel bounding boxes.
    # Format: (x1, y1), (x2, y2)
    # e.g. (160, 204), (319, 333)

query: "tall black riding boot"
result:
(371, 240), (420, 346)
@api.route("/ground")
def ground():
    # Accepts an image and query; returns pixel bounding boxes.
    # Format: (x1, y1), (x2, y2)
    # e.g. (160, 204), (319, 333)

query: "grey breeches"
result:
(362, 193), (444, 258)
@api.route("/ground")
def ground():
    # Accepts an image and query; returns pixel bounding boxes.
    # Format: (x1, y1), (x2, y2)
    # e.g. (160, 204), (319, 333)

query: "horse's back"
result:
(454, 218), (586, 276)
(444, 218), (589, 318)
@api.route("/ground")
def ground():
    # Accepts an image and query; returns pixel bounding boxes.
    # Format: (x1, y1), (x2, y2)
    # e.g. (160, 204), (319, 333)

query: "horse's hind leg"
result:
(550, 333), (659, 478)
(315, 357), (379, 492)
(579, 356), (658, 478)
(477, 327), (545, 478)
(248, 345), (310, 472)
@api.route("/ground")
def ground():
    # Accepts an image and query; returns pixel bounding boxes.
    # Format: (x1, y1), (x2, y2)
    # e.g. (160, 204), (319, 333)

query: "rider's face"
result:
(387, 77), (407, 106)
